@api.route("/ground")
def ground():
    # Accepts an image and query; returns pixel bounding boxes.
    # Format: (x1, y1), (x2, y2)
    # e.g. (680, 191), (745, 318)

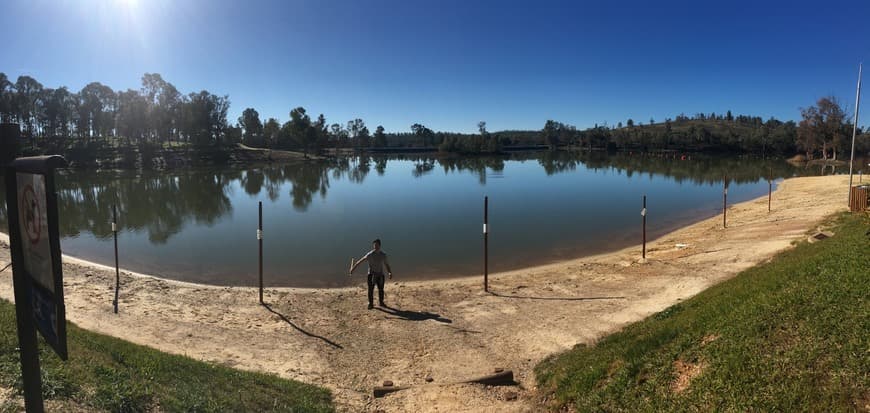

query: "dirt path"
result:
(0, 175), (851, 412)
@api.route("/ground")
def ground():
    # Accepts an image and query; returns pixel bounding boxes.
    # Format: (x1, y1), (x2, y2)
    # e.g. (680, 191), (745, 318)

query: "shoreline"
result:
(0, 193), (762, 292)
(0, 175), (851, 412)
(0, 178), (777, 289)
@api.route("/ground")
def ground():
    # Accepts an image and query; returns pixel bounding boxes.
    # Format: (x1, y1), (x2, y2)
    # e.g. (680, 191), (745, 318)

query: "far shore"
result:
(0, 174), (852, 412)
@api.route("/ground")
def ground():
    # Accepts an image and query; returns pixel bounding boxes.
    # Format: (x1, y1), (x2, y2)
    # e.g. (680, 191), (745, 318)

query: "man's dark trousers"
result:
(368, 272), (385, 305)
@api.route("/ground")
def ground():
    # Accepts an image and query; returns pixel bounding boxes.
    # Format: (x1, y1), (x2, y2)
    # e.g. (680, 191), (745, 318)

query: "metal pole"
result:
(642, 195), (647, 259)
(484, 196), (488, 292)
(768, 167), (772, 213)
(113, 204), (119, 314)
(723, 175), (728, 228)
(258, 201), (263, 304)
(848, 63), (862, 205)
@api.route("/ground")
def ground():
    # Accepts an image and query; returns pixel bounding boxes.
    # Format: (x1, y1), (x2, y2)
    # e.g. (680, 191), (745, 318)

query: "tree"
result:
(478, 121), (487, 136)
(626, 118), (634, 127)
(181, 90), (229, 146)
(797, 96), (847, 160)
(263, 117), (280, 148)
(15, 75), (44, 140)
(347, 118), (366, 147)
(39, 87), (75, 138)
(141, 73), (181, 143)
(411, 123), (434, 146)
(238, 108), (263, 146)
(357, 125), (371, 147)
(116, 88), (149, 144)
(329, 122), (347, 147)
(0, 73), (14, 123)
(542, 120), (561, 148)
(373, 125), (387, 147)
(224, 125), (242, 145)
(313, 114), (329, 149)
(78, 82), (117, 141)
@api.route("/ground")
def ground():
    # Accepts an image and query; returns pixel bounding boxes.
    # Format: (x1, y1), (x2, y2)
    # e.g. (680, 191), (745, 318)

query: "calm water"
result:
(0, 152), (825, 287)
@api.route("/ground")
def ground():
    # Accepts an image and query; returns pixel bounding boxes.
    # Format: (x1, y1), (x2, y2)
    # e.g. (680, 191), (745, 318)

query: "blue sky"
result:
(1, 0), (868, 133)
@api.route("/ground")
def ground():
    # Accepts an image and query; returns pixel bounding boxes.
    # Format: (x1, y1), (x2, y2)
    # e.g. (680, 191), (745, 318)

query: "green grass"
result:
(536, 212), (870, 412)
(0, 300), (334, 412)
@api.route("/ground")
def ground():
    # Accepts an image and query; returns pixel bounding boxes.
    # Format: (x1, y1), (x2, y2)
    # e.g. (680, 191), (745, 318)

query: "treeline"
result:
(1, 72), (867, 162)
(541, 105), (868, 158)
(0, 73), (234, 149)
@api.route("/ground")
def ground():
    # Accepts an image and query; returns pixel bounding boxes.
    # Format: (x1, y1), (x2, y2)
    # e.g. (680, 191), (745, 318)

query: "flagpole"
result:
(848, 63), (862, 205)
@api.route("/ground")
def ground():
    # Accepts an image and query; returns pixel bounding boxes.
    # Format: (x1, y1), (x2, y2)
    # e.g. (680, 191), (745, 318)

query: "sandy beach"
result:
(0, 174), (852, 412)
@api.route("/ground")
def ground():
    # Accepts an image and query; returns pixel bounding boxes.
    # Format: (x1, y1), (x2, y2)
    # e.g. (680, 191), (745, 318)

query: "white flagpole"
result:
(848, 63), (862, 205)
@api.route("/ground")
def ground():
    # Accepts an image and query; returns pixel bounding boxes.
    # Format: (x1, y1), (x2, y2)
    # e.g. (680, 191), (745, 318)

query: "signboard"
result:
(17, 173), (55, 292)
(4, 156), (69, 413)
(5, 156), (68, 360)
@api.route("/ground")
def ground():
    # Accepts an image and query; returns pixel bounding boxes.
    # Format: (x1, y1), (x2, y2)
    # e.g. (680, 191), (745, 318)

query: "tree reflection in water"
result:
(0, 152), (826, 248)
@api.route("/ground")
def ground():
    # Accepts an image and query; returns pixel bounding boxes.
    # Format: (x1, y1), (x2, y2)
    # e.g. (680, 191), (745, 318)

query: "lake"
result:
(0, 152), (827, 287)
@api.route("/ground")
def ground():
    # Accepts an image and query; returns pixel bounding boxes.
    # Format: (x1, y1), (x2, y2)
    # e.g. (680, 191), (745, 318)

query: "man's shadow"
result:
(262, 303), (343, 349)
(375, 305), (452, 324)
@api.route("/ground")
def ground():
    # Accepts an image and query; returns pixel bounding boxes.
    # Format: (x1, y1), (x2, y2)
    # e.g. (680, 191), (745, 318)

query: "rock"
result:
(505, 391), (518, 401)
(382, 380), (393, 387)
(425, 376), (433, 382)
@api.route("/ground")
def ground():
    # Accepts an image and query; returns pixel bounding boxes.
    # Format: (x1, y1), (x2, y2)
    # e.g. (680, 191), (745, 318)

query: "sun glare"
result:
(116, 0), (138, 7)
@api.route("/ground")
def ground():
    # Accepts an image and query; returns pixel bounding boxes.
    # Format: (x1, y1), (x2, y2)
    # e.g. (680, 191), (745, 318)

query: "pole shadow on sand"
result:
(488, 291), (626, 301)
(375, 305), (453, 324)
(262, 303), (343, 349)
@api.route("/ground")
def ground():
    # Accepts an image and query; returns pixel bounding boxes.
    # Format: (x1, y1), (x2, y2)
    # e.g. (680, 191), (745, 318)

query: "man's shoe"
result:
(367, 303), (374, 310)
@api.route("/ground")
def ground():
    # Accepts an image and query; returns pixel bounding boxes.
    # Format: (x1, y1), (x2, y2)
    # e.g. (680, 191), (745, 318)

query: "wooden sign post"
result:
(5, 155), (69, 413)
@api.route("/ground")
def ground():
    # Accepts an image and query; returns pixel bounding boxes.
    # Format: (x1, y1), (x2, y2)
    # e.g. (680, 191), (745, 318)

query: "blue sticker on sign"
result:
(31, 285), (58, 345)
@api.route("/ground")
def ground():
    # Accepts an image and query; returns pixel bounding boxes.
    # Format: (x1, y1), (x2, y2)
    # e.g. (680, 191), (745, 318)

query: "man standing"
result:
(350, 239), (393, 309)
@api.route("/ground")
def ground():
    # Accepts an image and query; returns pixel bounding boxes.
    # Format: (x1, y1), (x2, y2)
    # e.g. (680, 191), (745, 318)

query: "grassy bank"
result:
(0, 300), (334, 412)
(536, 212), (869, 412)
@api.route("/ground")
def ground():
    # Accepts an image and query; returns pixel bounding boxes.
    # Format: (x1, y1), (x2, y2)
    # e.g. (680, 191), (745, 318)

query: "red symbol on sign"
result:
(21, 185), (41, 245)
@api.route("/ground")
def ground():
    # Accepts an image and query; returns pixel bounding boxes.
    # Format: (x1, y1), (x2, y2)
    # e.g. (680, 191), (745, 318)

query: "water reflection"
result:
(0, 152), (852, 287)
(0, 153), (829, 246)
(54, 170), (235, 244)
(538, 151), (800, 184)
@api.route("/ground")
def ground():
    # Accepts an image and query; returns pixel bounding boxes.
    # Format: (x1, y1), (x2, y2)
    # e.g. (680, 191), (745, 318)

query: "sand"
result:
(0, 175), (853, 412)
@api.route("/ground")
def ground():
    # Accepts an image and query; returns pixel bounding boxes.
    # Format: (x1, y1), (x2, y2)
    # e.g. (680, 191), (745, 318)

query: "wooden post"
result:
(113, 204), (119, 314)
(642, 195), (647, 259)
(723, 175), (728, 228)
(5, 167), (44, 412)
(768, 179), (772, 213)
(484, 196), (488, 292)
(258, 201), (263, 305)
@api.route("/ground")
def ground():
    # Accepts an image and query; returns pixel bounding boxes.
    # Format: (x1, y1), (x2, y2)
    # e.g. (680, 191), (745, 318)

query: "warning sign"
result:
(21, 185), (41, 244)
(5, 155), (68, 361)
(16, 173), (54, 293)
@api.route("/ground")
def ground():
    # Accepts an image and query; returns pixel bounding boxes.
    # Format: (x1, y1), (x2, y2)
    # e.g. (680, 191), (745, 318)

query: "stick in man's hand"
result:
(349, 257), (354, 276)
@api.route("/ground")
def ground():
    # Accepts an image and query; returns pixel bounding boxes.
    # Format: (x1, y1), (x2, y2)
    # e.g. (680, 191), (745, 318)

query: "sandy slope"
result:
(0, 175), (852, 412)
